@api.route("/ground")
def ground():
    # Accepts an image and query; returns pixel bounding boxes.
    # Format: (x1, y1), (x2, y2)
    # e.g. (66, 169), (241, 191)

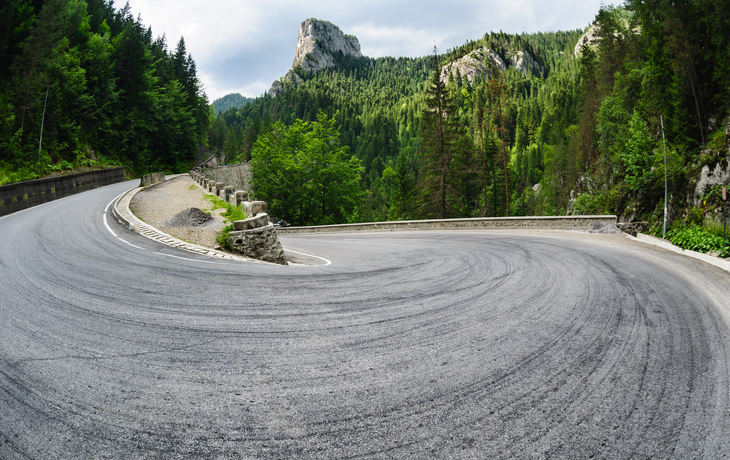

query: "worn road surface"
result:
(1, 180), (730, 459)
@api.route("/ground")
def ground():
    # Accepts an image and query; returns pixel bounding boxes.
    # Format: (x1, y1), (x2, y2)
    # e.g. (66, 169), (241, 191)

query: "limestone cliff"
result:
(269, 18), (361, 96)
(507, 50), (545, 78)
(440, 47), (545, 86)
(292, 18), (361, 72)
(574, 24), (600, 56)
(440, 47), (506, 85)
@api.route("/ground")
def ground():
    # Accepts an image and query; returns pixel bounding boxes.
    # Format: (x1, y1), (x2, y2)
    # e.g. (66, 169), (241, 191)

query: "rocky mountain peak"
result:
(292, 18), (362, 72)
(269, 18), (362, 97)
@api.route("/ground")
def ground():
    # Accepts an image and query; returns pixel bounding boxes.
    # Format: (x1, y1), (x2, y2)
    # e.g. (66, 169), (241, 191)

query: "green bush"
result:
(217, 225), (233, 251)
(666, 225), (730, 257)
(572, 192), (608, 215)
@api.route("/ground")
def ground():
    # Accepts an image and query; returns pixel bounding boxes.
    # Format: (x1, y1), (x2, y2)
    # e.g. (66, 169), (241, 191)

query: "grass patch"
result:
(203, 194), (247, 222)
(203, 195), (247, 251)
(188, 183), (197, 190)
(217, 225), (234, 251)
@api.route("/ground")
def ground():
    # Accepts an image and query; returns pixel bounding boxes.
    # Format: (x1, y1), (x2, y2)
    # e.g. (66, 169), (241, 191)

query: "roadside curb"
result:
(112, 178), (257, 263)
(630, 232), (730, 274)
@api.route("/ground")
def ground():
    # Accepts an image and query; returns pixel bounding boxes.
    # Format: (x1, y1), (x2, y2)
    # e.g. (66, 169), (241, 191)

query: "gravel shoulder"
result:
(129, 175), (226, 249)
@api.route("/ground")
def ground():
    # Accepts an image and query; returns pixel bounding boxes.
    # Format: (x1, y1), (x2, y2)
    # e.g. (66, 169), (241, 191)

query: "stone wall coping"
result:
(277, 215), (618, 234)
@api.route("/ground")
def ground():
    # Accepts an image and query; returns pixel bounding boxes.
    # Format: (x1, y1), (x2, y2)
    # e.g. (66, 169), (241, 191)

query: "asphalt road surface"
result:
(1, 180), (730, 459)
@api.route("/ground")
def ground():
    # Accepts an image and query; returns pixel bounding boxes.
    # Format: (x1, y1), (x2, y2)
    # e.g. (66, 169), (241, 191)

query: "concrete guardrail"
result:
(0, 167), (126, 217)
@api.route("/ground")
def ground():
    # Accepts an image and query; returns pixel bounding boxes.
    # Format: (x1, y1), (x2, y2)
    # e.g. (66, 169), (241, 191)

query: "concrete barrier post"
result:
(140, 175), (151, 187)
(235, 191), (248, 206)
(224, 186), (234, 201)
(232, 213), (269, 231)
(250, 201), (267, 217)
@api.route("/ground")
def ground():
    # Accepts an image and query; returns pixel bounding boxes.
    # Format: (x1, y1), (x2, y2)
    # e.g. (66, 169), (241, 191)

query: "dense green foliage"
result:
(250, 112), (364, 226)
(211, 93), (252, 115)
(0, 0), (209, 183)
(665, 225), (730, 258)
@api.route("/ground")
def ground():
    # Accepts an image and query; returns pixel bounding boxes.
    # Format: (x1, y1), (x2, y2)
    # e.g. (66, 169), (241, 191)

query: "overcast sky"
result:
(112, 0), (622, 102)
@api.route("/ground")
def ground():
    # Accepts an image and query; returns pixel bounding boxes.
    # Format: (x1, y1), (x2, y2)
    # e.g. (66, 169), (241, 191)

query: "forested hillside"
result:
(211, 93), (253, 115)
(0, 0), (209, 184)
(210, 28), (584, 221)
(212, 2), (730, 249)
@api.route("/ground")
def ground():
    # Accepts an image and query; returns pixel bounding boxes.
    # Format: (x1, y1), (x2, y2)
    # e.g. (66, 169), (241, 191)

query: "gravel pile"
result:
(164, 208), (212, 227)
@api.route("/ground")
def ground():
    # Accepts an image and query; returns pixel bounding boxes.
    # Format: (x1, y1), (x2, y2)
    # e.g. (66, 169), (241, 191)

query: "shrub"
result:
(666, 225), (730, 257)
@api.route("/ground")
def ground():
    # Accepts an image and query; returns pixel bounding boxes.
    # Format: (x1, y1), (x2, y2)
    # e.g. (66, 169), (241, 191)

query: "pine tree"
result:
(417, 46), (458, 219)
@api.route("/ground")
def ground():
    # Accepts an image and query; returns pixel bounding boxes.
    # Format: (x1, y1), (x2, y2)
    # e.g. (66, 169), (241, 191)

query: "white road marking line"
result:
(283, 248), (332, 265)
(154, 252), (221, 264)
(118, 238), (144, 250)
(102, 213), (117, 237)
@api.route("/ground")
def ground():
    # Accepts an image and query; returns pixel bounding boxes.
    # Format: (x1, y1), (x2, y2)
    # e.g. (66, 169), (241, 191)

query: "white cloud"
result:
(113, 0), (622, 101)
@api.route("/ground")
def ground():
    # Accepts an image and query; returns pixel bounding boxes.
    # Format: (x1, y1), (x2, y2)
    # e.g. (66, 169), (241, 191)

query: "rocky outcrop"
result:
(507, 50), (545, 77)
(574, 24), (600, 56)
(692, 157), (730, 206)
(268, 69), (303, 97)
(440, 47), (506, 85)
(270, 18), (361, 96)
(292, 18), (361, 72)
(440, 47), (544, 86)
(573, 22), (641, 56)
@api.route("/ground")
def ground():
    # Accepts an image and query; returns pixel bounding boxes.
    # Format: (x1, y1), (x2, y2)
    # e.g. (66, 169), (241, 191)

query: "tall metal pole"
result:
(723, 187), (727, 245)
(38, 87), (49, 163)
(661, 115), (668, 238)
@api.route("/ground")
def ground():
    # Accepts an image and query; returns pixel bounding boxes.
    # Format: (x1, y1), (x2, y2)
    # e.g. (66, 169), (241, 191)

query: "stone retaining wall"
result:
(276, 215), (618, 234)
(0, 167), (126, 217)
(196, 163), (252, 193)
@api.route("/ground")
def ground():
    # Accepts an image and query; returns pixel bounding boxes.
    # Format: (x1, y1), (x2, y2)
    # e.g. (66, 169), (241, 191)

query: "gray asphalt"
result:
(1, 180), (730, 459)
